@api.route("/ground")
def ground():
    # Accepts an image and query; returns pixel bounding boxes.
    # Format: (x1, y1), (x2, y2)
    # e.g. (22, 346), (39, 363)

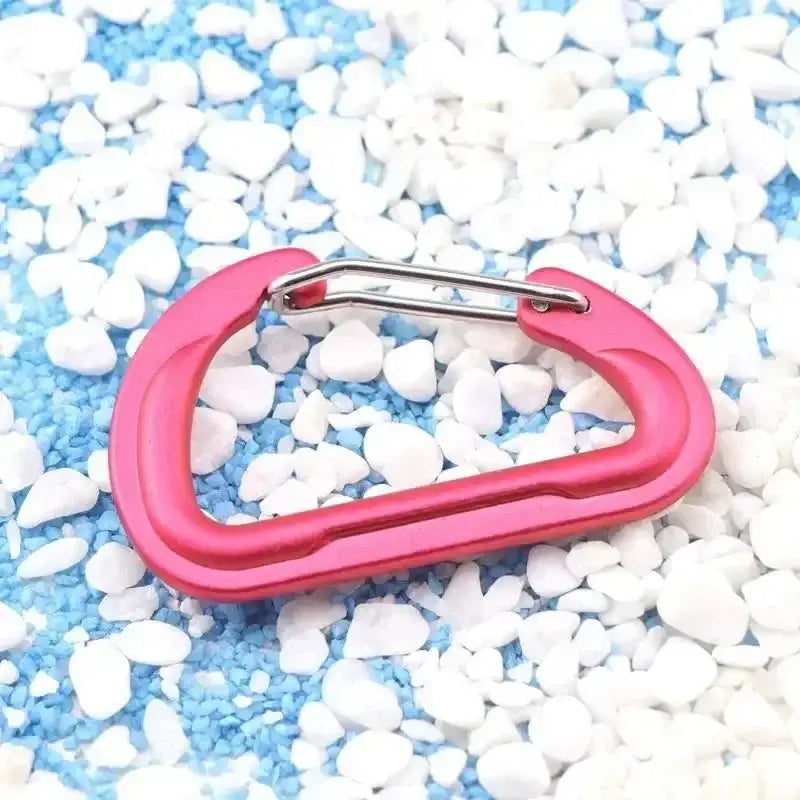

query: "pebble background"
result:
(3, 0), (800, 799)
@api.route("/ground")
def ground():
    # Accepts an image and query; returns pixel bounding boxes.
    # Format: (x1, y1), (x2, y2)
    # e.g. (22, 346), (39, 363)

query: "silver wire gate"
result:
(268, 258), (590, 324)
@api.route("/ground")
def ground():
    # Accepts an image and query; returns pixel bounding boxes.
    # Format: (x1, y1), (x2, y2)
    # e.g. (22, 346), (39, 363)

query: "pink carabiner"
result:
(109, 248), (715, 600)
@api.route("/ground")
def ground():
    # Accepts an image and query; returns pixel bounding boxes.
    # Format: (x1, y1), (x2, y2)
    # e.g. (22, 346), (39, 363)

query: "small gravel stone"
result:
(319, 320), (383, 383)
(44, 318), (117, 376)
(116, 620), (191, 666)
(85, 542), (146, 594)
(749, 502), (800, 569)
(527, 545), (582, 598)
(279, 629), (329, 675)
(200, 365), (276, 424)
(336, 731), (413, 789)
(344, 603), (429, 658)
(533, 695), (592, 763)
(190, 407), (237, 475)
(657, 563), (749, 645)
(69, 639), (131, 720)
(17, 537), (88, 579)
(742, 570), (800, 632)
(363, 422), (443, 488)
(0, 602), (26, 652)
(382, 340), (437, 403)
(419, 669), (486, 729)
(143, 698), (188, 765)
(647, 636), (718, 706)
(0, 432), (43, 492)
(16, 468), (99, 529)
(476, 742), (550, 800)
(565, 541), (621, 578)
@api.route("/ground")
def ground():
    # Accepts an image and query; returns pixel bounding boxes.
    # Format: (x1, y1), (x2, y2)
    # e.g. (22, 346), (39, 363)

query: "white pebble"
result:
(16, 468), (99, 529)
(0, 12), (87, 75)
(742, 570), (800, 632)
(148, 61), (199, 106)
(565, 0), (630, 57)
(534, 695), (592, 763)
(561, 375), (632, 422)
(336, 731), (413, 789)
(85, 726), (137, 769)
(260, 479), (317, 517)
(60, 102), (105, 155)
(44, 318), (117, 376)
(344, 603), (429, 658)
(291, 390), (329, 445)
(715, 15), (787, 55)
(587, 566), (644, 603)
(93, 273), (146, 330)
(199, 50), (261, 103)
(382, 340), (437, 403)
(643, 75), (701, 133)
(527, 545), (582, 598)
(363, 422), (443, 489)
(190, 407), (237, 475)
(298, 701), (345, 747)
(333, 212), (415, 261)
(245, 3), (288, 51)
(657, 564), (749, 645)
(419, 669), (485, 729)
(726, 117), (786, 185)
(257, 326), (309, 374)
(115, 231), (181, 295)
(116, 620), (191, 666)
(185, 200), (249, 244)
(270, 38), (317, 81)
(17, 537), (88, 579)
(718, 429), (779, 489)
(713, 46), (800, 102)
(610, 521), (663, 577)
(648, 636), (718, 706)
(0, 432), (43, 492)
(496, 365), (552, 415)
(537, 641), (579, 696)
(565, 541), (621, 578)
(452, 369), (503, 435)
(69, 639), (131, 720)
(499, 11), (565, 63)
(193, 2), (250, 36)
(0, 602), (26, 652)
(649, 280), (718, 334)
(0, 392), (12, 434)
(199, 120), (290, 182)
(618, 206), (697, 275)
(574, 618), (612, 667)
(200, 365), (275, 424)
(87, 448), (111, 493)
(99, 587), (159, 622)
(280, 629), (329, 675)
(94, 81), (154, 125)
(85, 542), (146, 594)
(319, 320), (383, 383)
(723, 687), (786, 745)
(428, 747), (467, 788)
(659, 0), (723, 43)
(239, 453), (294, 502)
(143, 698), (188, 765)
(476, 742), (550, 800)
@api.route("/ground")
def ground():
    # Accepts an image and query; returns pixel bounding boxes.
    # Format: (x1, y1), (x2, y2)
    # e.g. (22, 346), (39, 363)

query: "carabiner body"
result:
(109, 248), (715, 600)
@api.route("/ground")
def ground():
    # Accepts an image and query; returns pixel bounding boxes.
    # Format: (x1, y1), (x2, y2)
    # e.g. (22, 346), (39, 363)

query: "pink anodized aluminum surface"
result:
(109, 249), (715, 601)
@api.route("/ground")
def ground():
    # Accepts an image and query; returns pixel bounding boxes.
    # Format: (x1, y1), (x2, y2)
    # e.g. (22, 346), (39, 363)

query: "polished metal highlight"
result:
(269, 257), (590, 323)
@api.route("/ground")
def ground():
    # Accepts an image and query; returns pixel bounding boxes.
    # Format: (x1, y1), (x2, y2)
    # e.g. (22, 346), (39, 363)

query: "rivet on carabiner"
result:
(109, 248), (715, 601)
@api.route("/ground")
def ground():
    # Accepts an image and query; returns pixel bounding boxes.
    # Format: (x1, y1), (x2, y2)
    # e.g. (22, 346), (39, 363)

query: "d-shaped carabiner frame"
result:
(109, 248), (715, 601)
